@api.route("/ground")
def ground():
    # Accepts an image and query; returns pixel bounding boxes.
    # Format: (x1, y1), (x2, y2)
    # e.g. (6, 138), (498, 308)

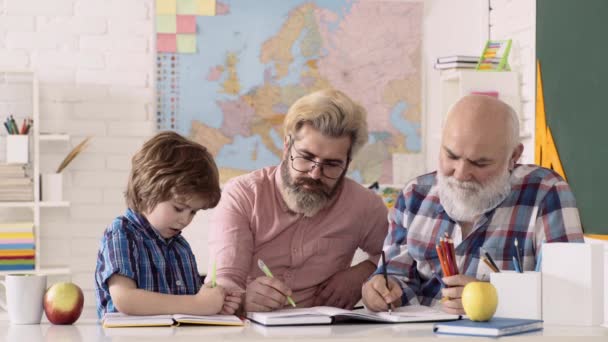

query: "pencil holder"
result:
(41, 173), (63, 202)
(490, 271), (541, 320)
(6, 135), (29, 164)
(542, 243), (604, 326)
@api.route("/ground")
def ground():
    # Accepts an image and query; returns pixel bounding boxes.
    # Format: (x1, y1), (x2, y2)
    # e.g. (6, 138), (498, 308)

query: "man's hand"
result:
(440, 274), (479, 315)
(245, 276), (293, 312)
(312, 261), (375, 309)
(361, 274), (403, 312)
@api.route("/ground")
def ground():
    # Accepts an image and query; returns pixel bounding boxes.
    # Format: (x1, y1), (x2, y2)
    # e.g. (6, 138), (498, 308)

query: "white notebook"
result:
(247, 305), (460, 326)
(102, 312), (244, 328)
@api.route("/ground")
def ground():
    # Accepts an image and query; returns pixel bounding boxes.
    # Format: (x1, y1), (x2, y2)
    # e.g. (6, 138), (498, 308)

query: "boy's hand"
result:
(220, 289), (243, 315)
(195, 284), (225, 315)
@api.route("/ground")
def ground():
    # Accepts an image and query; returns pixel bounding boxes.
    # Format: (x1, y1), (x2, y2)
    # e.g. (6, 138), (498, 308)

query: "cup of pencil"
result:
(4, 116), (32, 164)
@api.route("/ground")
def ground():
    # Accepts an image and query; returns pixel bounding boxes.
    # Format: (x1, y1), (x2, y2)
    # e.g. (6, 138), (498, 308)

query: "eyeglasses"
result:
(289, 143), (346, 180)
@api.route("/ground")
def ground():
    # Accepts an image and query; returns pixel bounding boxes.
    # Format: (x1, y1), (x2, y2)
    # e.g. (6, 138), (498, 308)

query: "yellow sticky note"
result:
(177, 34), (196, 53)
(177, 0), (197, 14)
(156, 0), (177, 15)
(197, 0), (216, 16)
(156, 15), (177, 33)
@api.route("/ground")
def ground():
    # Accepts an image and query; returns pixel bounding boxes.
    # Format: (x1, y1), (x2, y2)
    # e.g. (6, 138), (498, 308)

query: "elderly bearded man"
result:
(362, 95), (583, 315)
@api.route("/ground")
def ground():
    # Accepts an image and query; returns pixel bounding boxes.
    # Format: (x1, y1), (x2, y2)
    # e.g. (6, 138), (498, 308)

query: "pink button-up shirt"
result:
(207, 164), (388, 307)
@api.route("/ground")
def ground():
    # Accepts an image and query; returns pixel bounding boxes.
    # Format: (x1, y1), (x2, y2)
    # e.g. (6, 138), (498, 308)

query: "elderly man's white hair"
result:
(442, 95), (520, 151)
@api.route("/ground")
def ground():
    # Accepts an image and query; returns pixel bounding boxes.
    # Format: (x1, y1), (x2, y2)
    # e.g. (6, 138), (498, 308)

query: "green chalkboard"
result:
(537, 0), (608, 235)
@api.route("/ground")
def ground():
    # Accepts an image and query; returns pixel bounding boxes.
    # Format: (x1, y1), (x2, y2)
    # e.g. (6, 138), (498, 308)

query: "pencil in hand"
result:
(257, 259), (296, 307)
(381, 250), (393, 315)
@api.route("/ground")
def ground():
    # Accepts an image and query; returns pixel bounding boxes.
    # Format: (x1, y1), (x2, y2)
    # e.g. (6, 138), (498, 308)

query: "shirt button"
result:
(176, 280), (183, 286)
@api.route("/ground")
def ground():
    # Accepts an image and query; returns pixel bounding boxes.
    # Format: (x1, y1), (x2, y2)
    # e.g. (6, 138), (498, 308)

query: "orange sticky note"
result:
(156, 0), (177, 15)
(157, 34), (177, 53)
(197, 0), (215, 16)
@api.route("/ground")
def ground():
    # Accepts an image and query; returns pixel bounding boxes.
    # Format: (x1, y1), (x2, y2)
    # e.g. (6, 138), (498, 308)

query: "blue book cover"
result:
(433, 317), (543, 337)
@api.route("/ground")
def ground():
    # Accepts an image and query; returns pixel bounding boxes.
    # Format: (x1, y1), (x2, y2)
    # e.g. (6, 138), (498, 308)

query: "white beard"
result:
(437, 168), (512, 222)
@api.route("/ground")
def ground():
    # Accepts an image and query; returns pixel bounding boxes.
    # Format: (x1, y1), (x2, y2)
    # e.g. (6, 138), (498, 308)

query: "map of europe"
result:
(156, 0), (422, 184)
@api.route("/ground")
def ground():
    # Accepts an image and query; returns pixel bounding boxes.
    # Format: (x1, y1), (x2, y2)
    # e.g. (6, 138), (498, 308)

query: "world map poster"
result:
(156, 0), (422, 184)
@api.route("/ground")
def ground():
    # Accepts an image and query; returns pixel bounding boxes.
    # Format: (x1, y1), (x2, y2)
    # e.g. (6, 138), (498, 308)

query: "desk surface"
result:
(1, 309), (607, 342)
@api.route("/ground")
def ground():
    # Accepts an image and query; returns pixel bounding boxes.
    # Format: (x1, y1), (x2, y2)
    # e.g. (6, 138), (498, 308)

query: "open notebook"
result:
(247, 305), (460, 326)
(102, 312), (244, 328)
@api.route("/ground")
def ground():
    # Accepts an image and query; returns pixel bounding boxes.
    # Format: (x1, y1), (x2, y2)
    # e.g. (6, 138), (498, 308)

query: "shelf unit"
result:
(0, 70), (71, 277)
(436, 70), (525, 138)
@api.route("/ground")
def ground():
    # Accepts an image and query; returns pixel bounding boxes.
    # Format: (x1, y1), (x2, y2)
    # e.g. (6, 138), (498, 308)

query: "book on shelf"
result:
(0, 178), (32, 186)
(0, 164), (28, 178)
(246, 305), (460, 326)
(436, 55), (480, 64)
(434, 61), (478, 70)
(0, 228), (35, 271)
(0, 222), (34, 232)
(102, 312), (244, 328)
(477, 39), (512, 71)
(433, 317), (543, 337)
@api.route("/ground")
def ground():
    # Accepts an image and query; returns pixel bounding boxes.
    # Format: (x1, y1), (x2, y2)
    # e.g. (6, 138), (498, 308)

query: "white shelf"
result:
(39, 201), (70, 207)
(0, 201), (34, 207)
(40, 134), (69, 141)
(0, 71), (72, 279)
(0, 267), (70, 277)
(0, 201), (70, 208)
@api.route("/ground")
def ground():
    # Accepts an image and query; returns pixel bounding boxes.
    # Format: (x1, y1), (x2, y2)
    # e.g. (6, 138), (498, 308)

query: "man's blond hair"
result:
(283, 89), (368, 158)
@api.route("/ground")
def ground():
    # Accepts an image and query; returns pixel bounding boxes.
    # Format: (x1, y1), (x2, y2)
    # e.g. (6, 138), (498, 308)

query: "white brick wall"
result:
(0, 0), (155, 309)
(489, 0), (536, 164)
(0, 0), (535, 311)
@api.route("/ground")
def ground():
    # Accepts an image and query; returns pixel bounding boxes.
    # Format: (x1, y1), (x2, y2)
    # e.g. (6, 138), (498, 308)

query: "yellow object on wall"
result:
(535, 61), (567, 180)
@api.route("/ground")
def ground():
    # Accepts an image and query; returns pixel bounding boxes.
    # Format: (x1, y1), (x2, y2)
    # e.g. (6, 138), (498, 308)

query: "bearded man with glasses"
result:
(207, 89), (388, 312)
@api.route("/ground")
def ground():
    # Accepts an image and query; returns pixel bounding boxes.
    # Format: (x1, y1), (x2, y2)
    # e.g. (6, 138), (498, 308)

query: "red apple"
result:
(43, 282), (84, 325)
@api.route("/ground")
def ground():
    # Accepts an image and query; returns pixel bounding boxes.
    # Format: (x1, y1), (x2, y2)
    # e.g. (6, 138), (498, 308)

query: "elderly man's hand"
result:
(440, 274), (479, 315)
(312, 261), (375, 309)
(361, 274), (403, 312)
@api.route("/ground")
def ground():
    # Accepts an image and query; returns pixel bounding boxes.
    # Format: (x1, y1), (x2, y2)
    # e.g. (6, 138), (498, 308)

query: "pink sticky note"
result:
(157, 34), (177, 52)
(176, 15), (196, 33)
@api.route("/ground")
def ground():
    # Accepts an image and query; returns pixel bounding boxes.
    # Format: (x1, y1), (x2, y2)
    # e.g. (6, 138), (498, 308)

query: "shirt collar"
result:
(124, 208), (181, 245)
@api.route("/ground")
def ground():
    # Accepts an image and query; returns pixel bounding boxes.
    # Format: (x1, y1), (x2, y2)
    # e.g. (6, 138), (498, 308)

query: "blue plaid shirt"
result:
(95, 209), (202, 318)
(377, 165), (584, 307)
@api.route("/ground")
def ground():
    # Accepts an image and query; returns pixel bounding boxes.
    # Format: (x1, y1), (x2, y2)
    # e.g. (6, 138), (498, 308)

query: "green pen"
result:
(210, 261), (217, 288)
(257, 259), (296, 307)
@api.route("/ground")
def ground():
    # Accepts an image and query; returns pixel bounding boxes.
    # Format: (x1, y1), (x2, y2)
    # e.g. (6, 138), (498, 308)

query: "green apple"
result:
(43, 282), (84, 325)
(461, 281), (498, 321)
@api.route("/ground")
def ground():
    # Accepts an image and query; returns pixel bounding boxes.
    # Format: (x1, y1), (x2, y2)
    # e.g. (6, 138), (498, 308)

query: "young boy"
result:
(94, 131), (241, 319)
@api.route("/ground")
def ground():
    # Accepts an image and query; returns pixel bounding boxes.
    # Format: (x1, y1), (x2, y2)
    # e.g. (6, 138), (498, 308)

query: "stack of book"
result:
(0, 222), (35, 271)
(0, 164), (33, 201)
(434, 56), (479, 70)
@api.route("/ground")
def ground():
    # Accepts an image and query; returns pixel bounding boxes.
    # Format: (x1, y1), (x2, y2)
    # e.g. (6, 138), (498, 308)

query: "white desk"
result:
(1, 309), (607, 342)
